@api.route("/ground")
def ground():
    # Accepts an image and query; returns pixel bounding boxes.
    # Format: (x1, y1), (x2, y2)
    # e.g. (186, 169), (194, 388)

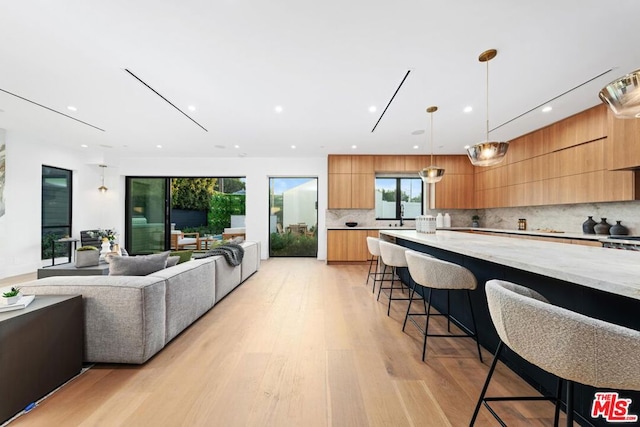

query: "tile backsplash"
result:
(327, 200), (640, 234)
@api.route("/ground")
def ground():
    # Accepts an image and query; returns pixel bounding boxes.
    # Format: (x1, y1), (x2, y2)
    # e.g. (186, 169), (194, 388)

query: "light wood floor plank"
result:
(8, 258), (563, 426)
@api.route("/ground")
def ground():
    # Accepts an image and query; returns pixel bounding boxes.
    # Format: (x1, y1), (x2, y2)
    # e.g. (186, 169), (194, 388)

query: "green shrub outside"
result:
(270, 233), (317, 257)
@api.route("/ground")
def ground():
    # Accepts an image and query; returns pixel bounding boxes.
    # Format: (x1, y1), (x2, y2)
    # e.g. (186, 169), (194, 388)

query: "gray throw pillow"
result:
(109, 251), (171, 276)
(166, 255), (180, 267)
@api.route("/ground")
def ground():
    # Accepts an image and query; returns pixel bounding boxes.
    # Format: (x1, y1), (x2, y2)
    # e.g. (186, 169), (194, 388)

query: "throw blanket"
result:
(195, 243), (245, 266)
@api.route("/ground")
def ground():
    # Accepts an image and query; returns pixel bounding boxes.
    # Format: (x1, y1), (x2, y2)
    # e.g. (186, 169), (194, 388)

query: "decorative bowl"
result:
(345, 222), (358, 227)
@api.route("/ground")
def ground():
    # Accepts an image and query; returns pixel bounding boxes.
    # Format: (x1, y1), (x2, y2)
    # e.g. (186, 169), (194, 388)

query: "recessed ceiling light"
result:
(156, 145), (162, 149)
(542, 105), (553, 113)
(464, 145), (471, 149)
(413, 145), (419, 149)
(67, 106), (77, 112)
(234, 144), (240, 149)
(80, 144), (88, 148)
(275, 105), (283, 113)
(291, 145), (296, 149)
(351, 145), (357, 149)
(463, 106), (473, 113)
(188, 105), (196, 112)
(369, 106), (377, 113)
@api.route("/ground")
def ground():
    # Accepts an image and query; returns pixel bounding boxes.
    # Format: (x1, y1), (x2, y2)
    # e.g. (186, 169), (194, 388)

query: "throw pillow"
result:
(109, 251), (171, 276)
(166, 255), (180, 267)
(170, 250), (193, 264)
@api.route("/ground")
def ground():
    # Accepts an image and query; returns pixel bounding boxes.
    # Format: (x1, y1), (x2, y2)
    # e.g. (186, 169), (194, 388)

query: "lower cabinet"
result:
(327, 229), (379, 262)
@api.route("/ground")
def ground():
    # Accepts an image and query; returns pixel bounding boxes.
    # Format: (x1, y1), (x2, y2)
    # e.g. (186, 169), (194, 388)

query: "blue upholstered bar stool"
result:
(471, 279), (640, 426)
(404, 250), (483, 362)
(376, 240), (411, 316)
(365, 237), (383, 293)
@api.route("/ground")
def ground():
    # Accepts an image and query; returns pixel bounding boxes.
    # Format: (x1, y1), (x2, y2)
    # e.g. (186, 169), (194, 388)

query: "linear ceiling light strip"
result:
(491, 68), (615, 132)
(371, 69), (411, 133)
(0, 88), (105, 131)
(124, 69), (208, 132)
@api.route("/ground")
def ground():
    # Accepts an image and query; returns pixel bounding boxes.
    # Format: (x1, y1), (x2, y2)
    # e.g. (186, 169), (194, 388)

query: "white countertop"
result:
(380, 229), (640, 301)
(328, 226), (607, 241)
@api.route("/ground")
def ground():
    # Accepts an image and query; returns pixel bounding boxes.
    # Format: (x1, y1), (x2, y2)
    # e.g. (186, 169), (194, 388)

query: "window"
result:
(41, 165), (72, 260)
(375, 177), (423, 220)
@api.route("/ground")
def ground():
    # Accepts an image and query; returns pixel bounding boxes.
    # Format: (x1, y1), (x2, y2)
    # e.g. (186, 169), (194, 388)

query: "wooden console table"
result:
(0, 295), (83, 424)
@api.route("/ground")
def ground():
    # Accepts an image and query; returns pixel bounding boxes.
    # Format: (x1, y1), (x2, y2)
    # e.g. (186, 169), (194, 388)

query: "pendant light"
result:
(466, 49), (509, 167)
(98, 164), (108, 193)
(599, 69), (640, 118)
(418, 106), (445, 183)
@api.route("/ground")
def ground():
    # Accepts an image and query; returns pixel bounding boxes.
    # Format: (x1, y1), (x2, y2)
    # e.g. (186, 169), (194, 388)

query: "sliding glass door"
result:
(126, 177), (169, 255)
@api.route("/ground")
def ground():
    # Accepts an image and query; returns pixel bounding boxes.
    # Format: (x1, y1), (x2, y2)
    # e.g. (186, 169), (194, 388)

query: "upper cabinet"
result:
(330, 105), (637, 211)
(328, 154), (473, 210)
(607, 109), (640, 170)
(475, 104), (637, 208)
(328, 155), (374, 209)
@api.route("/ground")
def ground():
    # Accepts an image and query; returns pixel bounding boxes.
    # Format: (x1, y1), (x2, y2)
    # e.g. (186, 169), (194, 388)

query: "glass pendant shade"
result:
(466, 141), (509, 167)
(98, 164), (108, 193)
(599, 69), (640, 118)
(469, 49), (508, 167)
(419, 105), (445, 183)
(419, 166), (445, 183)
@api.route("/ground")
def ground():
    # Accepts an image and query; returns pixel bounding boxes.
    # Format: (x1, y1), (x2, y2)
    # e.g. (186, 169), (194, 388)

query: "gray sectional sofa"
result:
(20, 241), (260, 364)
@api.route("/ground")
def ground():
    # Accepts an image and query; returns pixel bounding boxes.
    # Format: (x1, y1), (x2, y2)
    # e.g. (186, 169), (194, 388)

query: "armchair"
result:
(170, 231), (200, 250)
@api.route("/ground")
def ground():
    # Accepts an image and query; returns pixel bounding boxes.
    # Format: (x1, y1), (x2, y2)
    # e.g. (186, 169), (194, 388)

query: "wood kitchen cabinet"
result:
(474, 104), (637, 208)
(327, 229), (378, 262)
(436, 174), (474, 209)
(328, 156), (374, 209)
(607, 108), (640, 170)
(328, 172), (374, 209)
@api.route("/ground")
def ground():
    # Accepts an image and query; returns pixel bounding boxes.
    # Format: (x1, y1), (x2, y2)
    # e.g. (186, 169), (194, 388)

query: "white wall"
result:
(0, 129), (122, 278)
(117, 156), (328, 261)
(0, 129), (326, 279)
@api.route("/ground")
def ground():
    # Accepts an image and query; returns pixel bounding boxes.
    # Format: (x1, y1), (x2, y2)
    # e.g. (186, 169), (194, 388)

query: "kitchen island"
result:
(380, 229), (640, 427)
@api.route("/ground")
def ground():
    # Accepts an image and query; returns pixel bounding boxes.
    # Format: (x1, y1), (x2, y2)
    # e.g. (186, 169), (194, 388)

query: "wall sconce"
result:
(98, 164), (108, 193)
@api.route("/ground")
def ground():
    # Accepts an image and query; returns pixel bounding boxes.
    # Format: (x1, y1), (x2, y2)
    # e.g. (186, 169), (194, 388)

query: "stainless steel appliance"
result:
(600, 236), (640, 250)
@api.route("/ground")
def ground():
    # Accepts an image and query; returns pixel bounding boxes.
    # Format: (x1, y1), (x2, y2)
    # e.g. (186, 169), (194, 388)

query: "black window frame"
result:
(375, 176), (424, 220)
(41, 165), (73, 259)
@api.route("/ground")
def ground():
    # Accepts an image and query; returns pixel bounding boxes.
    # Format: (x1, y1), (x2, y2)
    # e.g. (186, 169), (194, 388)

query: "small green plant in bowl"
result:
(2, 287), (22, 305)
(2, 286), (20, 297)
(76, 245), (100, 267)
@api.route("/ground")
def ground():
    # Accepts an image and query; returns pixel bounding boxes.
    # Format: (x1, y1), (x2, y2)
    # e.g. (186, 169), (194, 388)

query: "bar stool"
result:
(376, 240), (411, 316)
(403, 250), (483, 362)
(365, 237), (383, 293)
(471, 279), (640, 426)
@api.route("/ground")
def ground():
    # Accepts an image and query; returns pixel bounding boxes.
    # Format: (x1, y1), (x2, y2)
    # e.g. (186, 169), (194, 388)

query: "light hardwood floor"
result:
(9, 259), (569, 426)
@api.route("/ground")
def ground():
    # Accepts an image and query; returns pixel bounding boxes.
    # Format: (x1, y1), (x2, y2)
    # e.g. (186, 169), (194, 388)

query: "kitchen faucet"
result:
(400, 203), (405, 227)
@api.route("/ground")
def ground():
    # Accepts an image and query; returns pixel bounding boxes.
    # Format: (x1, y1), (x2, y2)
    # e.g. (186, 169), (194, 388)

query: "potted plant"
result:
(2, 287), (21, 305)
(472, 215), (480, 228)
(76, 245), (100, 267)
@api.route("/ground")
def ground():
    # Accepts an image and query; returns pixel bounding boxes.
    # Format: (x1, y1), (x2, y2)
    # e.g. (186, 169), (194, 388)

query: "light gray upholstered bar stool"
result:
(471, 279), (640, 427)
(365, 236), (383, 293)
(403, 250), (483, 362)
(376, 240), (411, 316)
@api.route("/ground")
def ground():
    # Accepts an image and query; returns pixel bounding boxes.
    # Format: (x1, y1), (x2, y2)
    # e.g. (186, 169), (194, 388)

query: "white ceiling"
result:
(1, 0), (639, 159)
